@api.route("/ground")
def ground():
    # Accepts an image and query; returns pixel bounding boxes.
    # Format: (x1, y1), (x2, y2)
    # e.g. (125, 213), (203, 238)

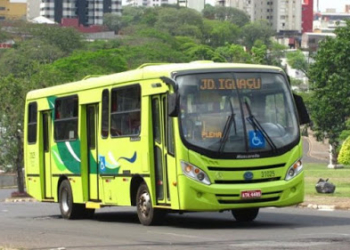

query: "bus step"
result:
(85, 202), (101, 209)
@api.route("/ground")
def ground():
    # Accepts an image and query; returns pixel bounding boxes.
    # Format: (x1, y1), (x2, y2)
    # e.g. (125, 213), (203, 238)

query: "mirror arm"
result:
(160, 76), (178, 92)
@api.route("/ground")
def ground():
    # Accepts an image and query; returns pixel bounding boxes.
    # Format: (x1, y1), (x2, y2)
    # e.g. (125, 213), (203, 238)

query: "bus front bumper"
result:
(177, 172), (304, 211)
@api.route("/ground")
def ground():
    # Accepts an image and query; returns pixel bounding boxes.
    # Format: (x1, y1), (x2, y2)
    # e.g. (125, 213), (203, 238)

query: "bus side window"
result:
(27, 102), (38, 144)
(101, 89), (109, 138)
(54, 96), (78, 141)
(111, 84), (141, 137)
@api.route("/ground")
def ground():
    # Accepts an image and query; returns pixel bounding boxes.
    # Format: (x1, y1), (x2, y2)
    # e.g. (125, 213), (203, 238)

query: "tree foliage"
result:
(202, 19), (239, 47)
(308, 21), (350, 164)
(241, 21), (275, 50)
(202, 6), (250, 27)
(154, 7), (204, 39)
(215, 43), (251, 63)
(338, 136), (350, 165)
(286, 49), (309, 75)
(35, 49), (128, 85)
(24, 24), (84, 54)
(0, 75), (30, 191)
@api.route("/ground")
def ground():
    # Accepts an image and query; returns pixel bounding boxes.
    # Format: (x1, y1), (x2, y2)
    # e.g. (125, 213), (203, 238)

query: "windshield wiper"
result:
(219, 99), (236, 153)
(244, 100), (277, 153)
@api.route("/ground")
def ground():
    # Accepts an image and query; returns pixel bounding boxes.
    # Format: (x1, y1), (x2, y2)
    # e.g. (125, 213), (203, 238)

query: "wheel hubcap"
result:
(61, 188), (69, 213)
(139, 192), (151, 217)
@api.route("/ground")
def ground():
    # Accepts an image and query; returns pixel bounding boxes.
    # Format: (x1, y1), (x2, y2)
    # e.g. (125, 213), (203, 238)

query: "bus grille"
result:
(208, 163), (285, 184)
(215, 177), (281, 184)
(208, 163), (285, 171)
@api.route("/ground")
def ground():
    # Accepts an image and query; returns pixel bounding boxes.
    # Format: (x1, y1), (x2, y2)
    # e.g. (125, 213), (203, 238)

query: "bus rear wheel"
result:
(136, 183), (165, 226)
(59, 179), (84, 219)
(231, 208), (259, 222)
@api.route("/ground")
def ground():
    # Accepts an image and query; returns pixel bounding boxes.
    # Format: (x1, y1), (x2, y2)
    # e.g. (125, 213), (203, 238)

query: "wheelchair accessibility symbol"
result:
(248, 130), (265, 149)
(99, 156), (106, 172)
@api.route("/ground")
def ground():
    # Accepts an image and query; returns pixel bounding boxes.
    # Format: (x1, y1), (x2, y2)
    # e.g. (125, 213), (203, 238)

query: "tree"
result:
(0, 39), (65, 78)
(103, 13), (124, 33)
(154, 7), (204, 39)
(241, 21), (275, 50)
(33, 49), (128, 85)
(266, 41), (287, 67)
(117, 6), (146, 27)
(202, 19), (239, 47)
(119, 41), (188, 69)
(0, 75), (31, 193)
(286, 49), (309, 76)
(215, 43), (251, 63)
(184, 44), (221, 61)
(24, 24), (84, 54)
(202, 6), (250, 27)
(338, 136), (350, 165)
(251, 40), (267, 64)
(308, 21), (350, 166)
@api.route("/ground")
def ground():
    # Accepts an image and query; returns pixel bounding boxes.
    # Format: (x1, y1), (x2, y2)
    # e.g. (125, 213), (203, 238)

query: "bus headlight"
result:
(285, 159), (303, 181)
(181, 161), (211, 185)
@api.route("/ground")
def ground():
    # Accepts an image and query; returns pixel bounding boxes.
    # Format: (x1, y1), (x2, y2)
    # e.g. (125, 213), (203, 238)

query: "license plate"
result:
(241, 190), (262, 199)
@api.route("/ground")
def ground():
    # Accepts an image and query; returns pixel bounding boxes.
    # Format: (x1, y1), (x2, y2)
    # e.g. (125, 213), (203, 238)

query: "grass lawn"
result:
(303, 163), (350, 208)
(304, 163), (350, 198)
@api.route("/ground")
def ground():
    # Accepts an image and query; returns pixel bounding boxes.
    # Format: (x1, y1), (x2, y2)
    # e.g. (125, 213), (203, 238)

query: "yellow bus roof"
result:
(26, 61), (283, 100)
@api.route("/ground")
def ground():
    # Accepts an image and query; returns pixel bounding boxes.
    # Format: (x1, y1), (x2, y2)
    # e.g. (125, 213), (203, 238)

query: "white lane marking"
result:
(148, 231), (213, 240)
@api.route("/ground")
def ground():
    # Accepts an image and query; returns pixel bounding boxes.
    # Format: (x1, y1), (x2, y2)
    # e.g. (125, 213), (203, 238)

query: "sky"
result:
(315, 0), (350, 12)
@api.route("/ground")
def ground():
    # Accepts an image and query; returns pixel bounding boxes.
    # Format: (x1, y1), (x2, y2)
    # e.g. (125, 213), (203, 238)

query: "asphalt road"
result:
(1, 197), (350, 250)
(302, 137), (328, 164)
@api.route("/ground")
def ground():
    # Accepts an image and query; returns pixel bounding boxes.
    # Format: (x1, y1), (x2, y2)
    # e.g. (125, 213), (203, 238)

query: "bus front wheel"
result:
(231, 208), (259, 222)
(59, 179), (83, 219)
(136, 183), (165, 226)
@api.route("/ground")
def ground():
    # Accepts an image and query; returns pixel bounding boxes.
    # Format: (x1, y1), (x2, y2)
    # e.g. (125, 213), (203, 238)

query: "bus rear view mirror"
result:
(168, 93), (179, 117)
(293, 94), (310, 125)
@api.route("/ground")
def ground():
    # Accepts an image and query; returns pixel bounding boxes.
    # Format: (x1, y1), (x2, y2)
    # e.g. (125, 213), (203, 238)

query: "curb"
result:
(298, 203), (350, 211)
(4, 198), (37, 203)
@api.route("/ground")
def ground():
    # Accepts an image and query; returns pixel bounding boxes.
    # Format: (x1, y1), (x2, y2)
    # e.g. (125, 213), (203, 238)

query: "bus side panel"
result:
(24, 99), (47, 201)
(98, 136), (142, 206)
(25, 143), (43, 201)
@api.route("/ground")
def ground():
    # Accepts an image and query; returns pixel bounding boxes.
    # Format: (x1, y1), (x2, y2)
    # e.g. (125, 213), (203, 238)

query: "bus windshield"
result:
(176, 72), (299, 156)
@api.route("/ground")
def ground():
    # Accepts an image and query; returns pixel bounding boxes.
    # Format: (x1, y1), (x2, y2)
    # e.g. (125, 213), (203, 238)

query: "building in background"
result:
(313, 11), (350, 33)
(125, 0), (177, 7)
(27, 0), (122, 26)
(27, 0), (40, 21)
(125, 0), (205, 12)
(216, 0), (302, 35)
(302, 0), (313, 33)
(0, 0), (26, 21)
(178, 0), (205, 12)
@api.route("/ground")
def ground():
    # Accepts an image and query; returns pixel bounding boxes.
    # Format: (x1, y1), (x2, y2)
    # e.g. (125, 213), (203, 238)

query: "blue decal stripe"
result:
(118, 152), (137, 163)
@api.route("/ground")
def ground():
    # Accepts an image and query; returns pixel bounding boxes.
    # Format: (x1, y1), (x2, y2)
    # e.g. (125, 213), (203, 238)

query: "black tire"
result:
(136, 183), (165, 226)
(231, 208), (259, 222)
(59, 179), (84, 219)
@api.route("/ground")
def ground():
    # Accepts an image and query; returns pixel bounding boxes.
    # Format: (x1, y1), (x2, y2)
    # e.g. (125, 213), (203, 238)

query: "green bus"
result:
(24, 61), (309, 225)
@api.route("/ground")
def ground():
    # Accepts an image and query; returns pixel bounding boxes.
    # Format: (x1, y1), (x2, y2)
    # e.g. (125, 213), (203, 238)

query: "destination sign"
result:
(200, 78), (261, 90)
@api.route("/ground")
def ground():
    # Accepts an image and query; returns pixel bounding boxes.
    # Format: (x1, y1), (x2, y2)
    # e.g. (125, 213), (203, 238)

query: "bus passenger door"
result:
(151, 96), (172, 205)
(86, 104), (99, 201)
(42, 111), (53, 198)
